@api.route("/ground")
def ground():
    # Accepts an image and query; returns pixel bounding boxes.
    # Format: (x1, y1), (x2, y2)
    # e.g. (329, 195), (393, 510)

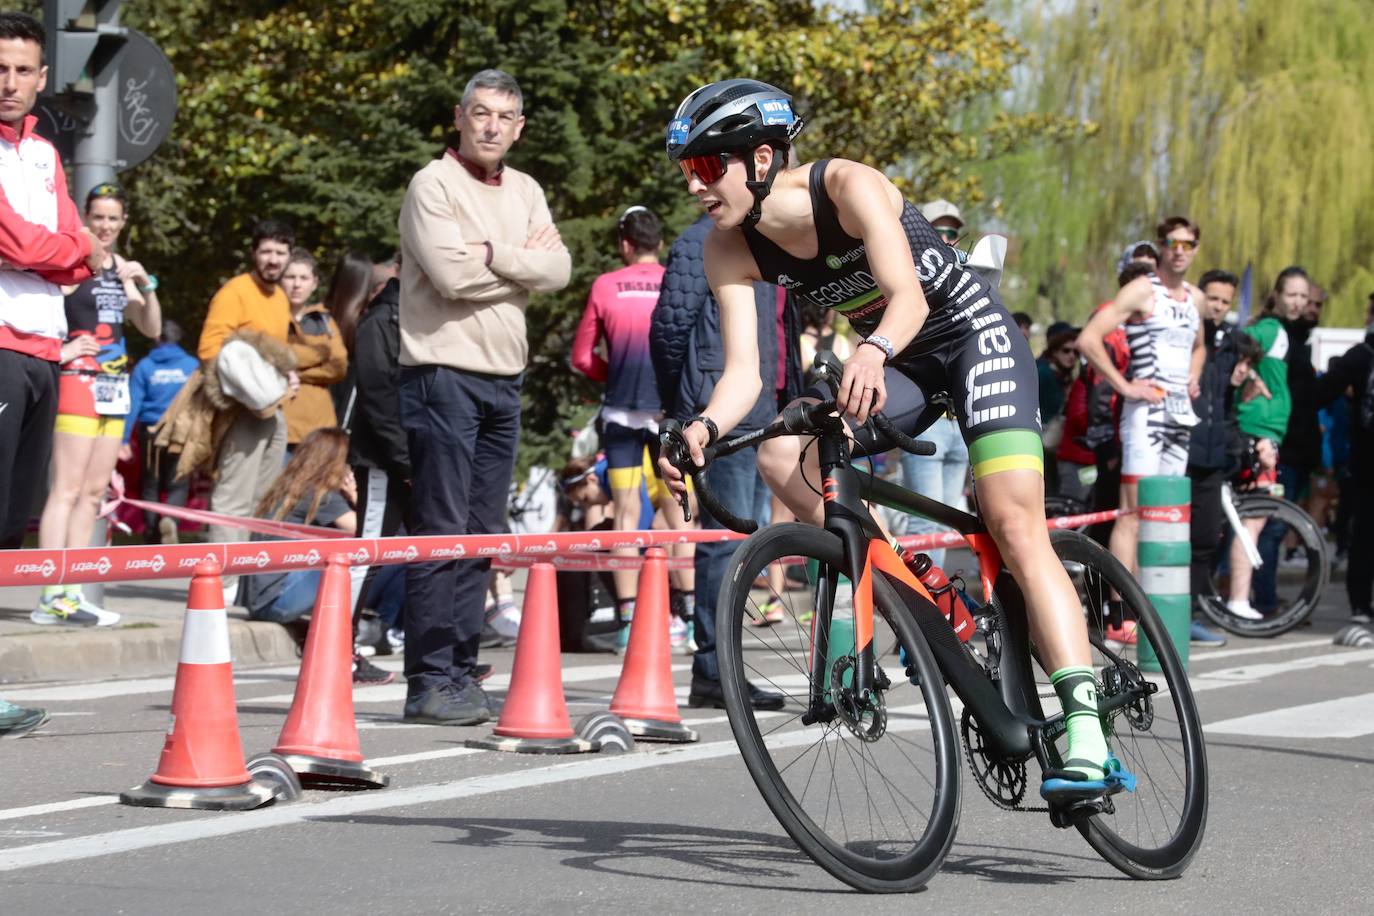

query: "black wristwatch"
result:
(688, 415), (719, 447)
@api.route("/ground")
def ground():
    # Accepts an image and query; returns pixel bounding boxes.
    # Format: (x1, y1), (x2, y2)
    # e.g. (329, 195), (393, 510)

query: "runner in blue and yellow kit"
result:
(657, 79), (1133, 802)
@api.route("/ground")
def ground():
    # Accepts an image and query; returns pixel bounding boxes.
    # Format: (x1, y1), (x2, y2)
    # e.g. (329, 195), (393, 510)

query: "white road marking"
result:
(367, 747), (484, 767)
(0, 714), (933, 871)
(1189, 648), (1374, 695)
(4, 667), (301, 702)
(0, 797), (118, 822)
(1206, 692), (1374, 738)
(1188, 637), (1334, 663)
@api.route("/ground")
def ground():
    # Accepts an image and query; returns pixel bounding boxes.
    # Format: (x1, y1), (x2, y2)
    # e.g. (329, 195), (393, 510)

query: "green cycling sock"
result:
(42, 585), (65, 601)
(1050, 665), (1110, 779)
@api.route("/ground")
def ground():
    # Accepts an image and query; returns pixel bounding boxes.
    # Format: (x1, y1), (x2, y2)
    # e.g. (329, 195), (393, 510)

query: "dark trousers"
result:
(399, 365), (520, 693)
(0, 350), (58, 549)
(692, 446), (760, 682)
(137, 421), (190, 543)
(1346, 475), (1374, 613)
(351, 464), (411, 629)
(1187, 464), (1226, 611)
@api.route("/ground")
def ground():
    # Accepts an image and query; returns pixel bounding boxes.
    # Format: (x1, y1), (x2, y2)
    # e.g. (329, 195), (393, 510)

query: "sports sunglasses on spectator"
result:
(1158, 238), (1198, 252)
(678, 153), (731, 185)
(934, 226), (961, 242)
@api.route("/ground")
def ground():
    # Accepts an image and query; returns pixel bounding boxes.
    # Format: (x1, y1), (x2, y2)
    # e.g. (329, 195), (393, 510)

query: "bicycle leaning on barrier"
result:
(662, 361), (1209, 893)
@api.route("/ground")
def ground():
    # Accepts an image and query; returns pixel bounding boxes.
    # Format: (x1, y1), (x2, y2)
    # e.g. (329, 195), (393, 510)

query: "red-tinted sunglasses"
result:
(678, 152), (731, 185)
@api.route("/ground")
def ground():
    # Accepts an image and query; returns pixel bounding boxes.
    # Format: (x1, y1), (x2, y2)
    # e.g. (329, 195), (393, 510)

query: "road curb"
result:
(0, 620), (300, 685)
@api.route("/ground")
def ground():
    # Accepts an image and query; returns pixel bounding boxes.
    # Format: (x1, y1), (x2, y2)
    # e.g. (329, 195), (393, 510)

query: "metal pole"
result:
(69, 16), (121, 202)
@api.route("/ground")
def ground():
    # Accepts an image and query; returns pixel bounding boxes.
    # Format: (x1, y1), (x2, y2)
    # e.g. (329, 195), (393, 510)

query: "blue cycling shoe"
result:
(1039, 755), (1137, 803)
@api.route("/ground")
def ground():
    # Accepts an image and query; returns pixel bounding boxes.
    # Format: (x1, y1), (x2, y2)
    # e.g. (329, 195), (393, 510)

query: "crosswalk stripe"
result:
(1206, 692), (1374, 738)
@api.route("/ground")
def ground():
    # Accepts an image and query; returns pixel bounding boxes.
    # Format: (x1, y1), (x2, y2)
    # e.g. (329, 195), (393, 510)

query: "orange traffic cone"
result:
(271, 554), (389, 788)
(121, 558), (280, 810)
(467, 563), (599, 754)
(610, 548), (699, 743)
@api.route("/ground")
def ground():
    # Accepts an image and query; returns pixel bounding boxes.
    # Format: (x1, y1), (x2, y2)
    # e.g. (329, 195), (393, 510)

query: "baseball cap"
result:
(1116, 240), (1159, 278)
(920, 199), (964, 228)
(1045, 320), (1078, 339)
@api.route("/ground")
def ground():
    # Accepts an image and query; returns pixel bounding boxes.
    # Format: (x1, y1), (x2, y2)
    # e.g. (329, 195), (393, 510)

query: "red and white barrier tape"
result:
(0, 507), (1125, 586)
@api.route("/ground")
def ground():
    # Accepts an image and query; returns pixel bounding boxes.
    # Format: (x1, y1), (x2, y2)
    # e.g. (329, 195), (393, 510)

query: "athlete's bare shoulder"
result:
(822, 159), (904, 233)
(1117, 274), (1157, 318)
(703, 223), (761, 283)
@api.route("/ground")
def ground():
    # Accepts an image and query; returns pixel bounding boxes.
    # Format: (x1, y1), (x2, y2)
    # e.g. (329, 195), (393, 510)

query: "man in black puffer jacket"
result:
(650, 214), (802, 709)
(1315, 294), (1374, 623)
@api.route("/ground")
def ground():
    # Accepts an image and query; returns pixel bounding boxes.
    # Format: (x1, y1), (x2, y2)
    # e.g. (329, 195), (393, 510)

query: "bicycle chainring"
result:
(960, 708), (1028, 810)
(829, 656), (886, 742)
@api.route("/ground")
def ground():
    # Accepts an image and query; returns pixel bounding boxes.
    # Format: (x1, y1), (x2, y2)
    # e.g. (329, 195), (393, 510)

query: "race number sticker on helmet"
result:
(757, 98), (794, 126)
(667, 118), (692, 147)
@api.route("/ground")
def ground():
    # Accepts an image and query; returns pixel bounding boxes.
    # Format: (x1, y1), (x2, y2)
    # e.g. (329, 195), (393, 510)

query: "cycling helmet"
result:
(666, 79), (805, 227)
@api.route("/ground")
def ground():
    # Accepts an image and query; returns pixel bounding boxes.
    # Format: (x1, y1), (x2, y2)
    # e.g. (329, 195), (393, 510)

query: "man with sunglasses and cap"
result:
(660, 78), (1135, 801)
(1078, 218), (1205, 635)
(920, 199), (965, 248)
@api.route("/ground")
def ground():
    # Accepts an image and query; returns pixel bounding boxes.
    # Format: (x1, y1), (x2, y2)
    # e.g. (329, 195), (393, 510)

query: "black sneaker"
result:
(403, 682), (492, 726)
(687, 675), (785, 711)
(352, 653), (395, 686)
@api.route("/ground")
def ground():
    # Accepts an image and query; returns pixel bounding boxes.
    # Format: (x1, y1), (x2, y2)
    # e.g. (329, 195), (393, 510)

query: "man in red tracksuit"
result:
(0, 12), (105, 736)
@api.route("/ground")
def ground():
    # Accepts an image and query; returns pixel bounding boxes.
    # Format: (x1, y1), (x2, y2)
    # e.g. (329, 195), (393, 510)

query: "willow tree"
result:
(979, 0), (1374, 327)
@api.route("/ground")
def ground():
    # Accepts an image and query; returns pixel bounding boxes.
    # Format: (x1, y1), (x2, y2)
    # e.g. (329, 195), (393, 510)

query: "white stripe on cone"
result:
(179, 607), (231, 665)
(1139, 521), (1189, 543)
(1140, 566), (1190, 596)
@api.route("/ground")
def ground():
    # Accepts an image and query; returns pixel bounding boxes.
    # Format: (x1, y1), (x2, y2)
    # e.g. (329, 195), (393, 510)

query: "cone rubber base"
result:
(465, 733), (600, 755)
(621, 717), (699, 743)
(120, 776), (279, 810)
(275, 753), (390, 790)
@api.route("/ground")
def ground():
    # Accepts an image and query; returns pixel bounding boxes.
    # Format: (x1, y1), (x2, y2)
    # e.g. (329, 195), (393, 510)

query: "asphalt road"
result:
(1, 591), (1372, 913)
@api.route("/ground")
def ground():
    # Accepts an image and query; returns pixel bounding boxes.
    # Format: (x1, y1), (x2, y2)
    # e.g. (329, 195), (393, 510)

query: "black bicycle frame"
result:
(814, 436), (1047, 761)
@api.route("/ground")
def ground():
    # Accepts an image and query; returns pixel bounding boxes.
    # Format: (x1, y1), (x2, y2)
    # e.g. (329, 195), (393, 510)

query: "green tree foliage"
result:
(106, 0), (1059, 470)
(979, 0), (1374, 327)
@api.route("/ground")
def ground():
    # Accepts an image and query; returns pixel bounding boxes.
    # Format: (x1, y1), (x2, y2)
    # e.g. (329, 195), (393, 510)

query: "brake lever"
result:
(658, 420), (695, 523)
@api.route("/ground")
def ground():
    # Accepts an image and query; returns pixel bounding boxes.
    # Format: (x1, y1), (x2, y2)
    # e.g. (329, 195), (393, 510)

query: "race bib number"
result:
(1164, 387), (1198, 427)
(93, 373), (130, 416)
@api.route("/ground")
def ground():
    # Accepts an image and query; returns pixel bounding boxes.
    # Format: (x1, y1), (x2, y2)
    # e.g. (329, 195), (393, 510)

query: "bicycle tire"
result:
(1041, 530), (1209, 879)
(1196, 494), (1330, 637)
(1044, 495), (1090, 532)
(717, 523), (962, 893)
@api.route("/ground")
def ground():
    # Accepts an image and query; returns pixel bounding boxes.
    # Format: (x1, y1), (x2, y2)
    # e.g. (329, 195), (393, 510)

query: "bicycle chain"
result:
(959, 708), (1049, 812)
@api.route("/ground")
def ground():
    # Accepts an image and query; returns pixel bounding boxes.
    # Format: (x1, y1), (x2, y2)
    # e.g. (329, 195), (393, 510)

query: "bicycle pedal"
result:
(1047, 797), (1106, 829)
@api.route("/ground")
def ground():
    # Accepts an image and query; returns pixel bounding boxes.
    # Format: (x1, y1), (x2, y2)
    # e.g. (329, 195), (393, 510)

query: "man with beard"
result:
(197, 219), (299, 555)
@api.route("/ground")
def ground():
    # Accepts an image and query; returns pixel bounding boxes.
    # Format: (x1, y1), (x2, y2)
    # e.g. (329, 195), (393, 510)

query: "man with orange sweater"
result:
(197, 219), (298, 550)
(397, 69), (570, 725)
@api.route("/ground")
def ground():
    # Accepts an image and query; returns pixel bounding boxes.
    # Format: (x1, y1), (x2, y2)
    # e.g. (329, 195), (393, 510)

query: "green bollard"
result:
(823, 576), (855, 699)
(1136, 475), (1192, 673)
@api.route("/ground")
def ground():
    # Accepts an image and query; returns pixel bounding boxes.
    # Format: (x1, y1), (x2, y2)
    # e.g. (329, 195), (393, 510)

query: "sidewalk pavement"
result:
(0, 566), (532, 686)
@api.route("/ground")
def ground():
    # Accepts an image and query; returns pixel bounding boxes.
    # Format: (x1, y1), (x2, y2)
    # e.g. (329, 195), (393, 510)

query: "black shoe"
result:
(688, 676), (785, 711)
(571, 632), (618, 654)
(352, 653), (395, 686)
(402, 682), (492, 725)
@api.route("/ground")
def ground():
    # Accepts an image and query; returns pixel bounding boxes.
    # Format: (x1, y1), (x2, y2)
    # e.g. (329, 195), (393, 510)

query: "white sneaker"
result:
(1226, 600), (1264, 621)
(30, 593), (99, 627)
(69, 592), (120, 626)
(669, 614), (690, 655)
(386, 627), (405, 651)
(588, 605), (616, 625)
(490, 603), (522, 640)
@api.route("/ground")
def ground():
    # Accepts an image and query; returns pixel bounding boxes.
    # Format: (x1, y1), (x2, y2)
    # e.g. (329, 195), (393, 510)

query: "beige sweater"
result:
(397, 153), (571, 375)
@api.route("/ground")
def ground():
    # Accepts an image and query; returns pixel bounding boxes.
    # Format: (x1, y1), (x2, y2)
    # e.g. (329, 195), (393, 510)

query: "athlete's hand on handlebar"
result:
(657, 419), (711, 504)
(839, 344), (887, 424)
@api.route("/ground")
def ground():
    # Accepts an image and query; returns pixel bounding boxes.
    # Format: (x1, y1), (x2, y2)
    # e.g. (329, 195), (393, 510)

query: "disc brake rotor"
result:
(829, 656), (886, 742)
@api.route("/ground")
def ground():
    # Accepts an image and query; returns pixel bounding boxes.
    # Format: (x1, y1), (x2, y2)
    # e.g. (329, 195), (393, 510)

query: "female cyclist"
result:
(34, 183), (160, 626)
(658, 79), (1132, 802)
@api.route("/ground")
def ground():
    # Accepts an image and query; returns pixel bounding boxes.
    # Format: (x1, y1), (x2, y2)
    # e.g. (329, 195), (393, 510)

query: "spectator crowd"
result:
(2, 19), (1371, 739)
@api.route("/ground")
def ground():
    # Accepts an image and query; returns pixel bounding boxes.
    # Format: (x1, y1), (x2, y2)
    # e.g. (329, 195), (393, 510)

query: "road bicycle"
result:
(1196, 481), (1330, 637)
(662, 378), (1208, 893)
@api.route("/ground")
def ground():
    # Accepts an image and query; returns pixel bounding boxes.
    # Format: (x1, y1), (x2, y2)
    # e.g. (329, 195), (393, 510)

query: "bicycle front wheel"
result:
(1050, 530), (1209, 879)
(1197, 494), (1330, 637)
(716, 523), (961, 893)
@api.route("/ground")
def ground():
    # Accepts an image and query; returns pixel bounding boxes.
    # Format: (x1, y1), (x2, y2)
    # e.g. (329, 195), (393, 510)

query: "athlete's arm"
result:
(828, 161), (927, 422)
(569, 289), (608, 382)
(659, 227), (763, 494)
(1077, 277), (1162, 404)
(1187, 283), (1205, 399)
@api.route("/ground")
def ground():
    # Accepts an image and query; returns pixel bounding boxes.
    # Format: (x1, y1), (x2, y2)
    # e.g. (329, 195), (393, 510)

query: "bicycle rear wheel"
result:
(1196, 494), (1330, 637)
(1048, 530), (1209, 879)
(717, 523), (961, 893)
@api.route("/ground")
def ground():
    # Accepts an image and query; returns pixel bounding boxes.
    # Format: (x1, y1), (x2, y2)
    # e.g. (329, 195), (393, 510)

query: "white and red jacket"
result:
(0, 114), (92, 361)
